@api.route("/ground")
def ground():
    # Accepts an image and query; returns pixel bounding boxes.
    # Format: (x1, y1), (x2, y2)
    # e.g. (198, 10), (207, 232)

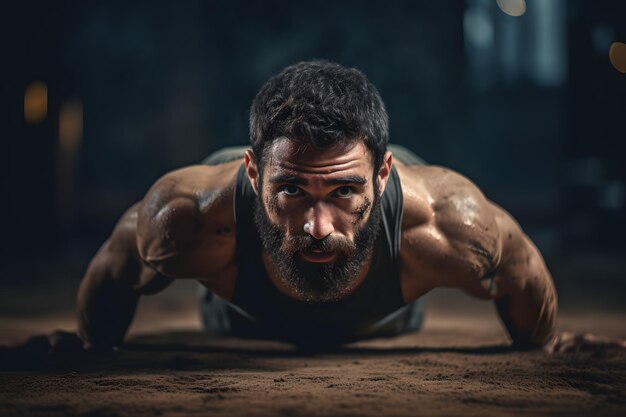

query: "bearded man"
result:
(76, 60), (563, 351)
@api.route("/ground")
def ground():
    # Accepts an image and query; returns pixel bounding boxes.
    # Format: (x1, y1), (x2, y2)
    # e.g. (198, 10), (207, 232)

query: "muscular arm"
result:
(462, 204), (557, 348)
(400, 166), (557, 348)
(77, 204), (172, 349)
(77, 162), (237, 349)
(135, 164), (237, 280)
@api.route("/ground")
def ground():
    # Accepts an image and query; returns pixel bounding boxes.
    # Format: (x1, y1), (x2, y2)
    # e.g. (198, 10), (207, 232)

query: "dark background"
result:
(1, 0), (625, 308)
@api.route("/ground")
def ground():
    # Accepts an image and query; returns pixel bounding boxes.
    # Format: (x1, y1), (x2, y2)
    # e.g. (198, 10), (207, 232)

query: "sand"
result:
(1, 281), (625, 417)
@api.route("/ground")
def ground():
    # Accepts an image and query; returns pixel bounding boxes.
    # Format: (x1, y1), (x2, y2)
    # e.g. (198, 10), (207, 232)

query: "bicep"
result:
(402, 168), (504, 291)
(459, 203), (545, 299)
(136, 176), (202, 265)
(135, 171), (207, 276)
(135, 171), (236, 278)
(431, 181), (501, 286)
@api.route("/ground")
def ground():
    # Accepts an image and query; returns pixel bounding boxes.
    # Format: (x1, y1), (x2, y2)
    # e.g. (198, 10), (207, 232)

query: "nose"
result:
(303, 203), (335, 240)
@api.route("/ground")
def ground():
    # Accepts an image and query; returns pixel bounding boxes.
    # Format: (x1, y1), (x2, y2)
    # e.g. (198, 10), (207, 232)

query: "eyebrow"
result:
(268, 175), (368, 186)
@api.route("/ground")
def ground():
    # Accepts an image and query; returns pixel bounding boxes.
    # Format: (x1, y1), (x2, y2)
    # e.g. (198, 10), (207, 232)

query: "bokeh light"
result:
(609, 42), (626, 73)
(59, 99), (83, 152)
(496, 0), (527, 17)
(24, 81), (48, 123)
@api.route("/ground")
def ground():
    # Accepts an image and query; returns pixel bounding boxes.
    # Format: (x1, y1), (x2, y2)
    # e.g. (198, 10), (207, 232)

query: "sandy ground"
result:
(1, 280), (625, 417)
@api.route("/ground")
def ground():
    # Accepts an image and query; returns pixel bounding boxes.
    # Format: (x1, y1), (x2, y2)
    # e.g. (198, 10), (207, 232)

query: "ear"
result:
(244, 150), (260, 195)
(376, 151), (393, 195)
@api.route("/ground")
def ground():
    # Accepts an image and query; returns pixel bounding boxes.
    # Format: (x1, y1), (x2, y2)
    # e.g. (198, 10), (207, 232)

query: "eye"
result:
(334, 186), (354, 198)
(280, 184), (301, 196)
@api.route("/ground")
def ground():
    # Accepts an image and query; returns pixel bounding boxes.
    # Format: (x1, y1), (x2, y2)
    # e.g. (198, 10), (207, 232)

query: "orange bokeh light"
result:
(609, 42), (626, 74)
(24, 81), (48, 124)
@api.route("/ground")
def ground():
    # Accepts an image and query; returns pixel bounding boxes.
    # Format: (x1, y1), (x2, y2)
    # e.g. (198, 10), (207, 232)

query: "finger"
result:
(23, 335), (52, 356)
(48, 331), (84, 356)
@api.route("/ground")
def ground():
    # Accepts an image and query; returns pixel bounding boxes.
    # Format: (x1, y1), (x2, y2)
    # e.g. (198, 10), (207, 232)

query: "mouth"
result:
(299, 249), (337, 263)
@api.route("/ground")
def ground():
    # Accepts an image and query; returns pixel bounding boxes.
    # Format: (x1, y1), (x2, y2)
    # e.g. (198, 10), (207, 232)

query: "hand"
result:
(19, 330), (85, 358)
(22, 330), (114, 357)
(47, 330), (86, 355)
(0, 330), (114, 371)
(544, 331), (626, 353)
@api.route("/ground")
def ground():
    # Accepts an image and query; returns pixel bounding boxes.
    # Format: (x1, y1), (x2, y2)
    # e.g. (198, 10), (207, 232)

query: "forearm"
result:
(77, 272), (140, 349)
(496, 260), (558, 348)
(484, 204), (558, 348)
(76, 240), (141, 349)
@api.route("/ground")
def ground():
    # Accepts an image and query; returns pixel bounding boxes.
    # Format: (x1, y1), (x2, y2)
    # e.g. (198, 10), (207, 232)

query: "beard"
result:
(254, 191), (382, 303)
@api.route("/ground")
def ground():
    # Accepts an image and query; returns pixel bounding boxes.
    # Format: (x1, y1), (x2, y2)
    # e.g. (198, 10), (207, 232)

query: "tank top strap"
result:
(381, 165), (404, 264)
(233, 163), (262, 283)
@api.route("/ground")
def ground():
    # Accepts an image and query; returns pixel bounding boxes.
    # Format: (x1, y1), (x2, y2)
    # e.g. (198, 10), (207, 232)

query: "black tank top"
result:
(231, 164), (405, 345)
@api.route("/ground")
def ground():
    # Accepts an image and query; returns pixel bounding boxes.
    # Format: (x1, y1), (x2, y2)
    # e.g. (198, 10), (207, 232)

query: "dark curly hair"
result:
(249, 60), (389, 170)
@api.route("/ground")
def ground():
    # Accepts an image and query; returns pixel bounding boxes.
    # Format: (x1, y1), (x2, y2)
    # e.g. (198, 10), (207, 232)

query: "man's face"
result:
(250, 138), (386, 303)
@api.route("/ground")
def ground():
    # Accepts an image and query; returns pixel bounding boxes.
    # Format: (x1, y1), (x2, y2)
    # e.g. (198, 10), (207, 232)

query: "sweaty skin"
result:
(76, 139), (557, 350)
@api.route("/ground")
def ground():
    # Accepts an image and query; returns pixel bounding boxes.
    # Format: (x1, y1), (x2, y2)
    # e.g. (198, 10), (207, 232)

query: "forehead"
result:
(264, 138), (373, 177)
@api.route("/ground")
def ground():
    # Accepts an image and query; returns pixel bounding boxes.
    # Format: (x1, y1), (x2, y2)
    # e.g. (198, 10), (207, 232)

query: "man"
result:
(77, 60), (559, 352)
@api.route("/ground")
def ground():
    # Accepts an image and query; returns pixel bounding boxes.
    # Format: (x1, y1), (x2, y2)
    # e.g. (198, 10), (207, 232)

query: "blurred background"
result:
(1, 0), (625, 314)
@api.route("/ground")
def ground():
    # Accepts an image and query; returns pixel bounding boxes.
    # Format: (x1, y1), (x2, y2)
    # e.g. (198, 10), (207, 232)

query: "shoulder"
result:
(143, 160), (241, 212)
(136, 160), (241, 276)
(396, 164), (494, 231)
(396, 164), (501, 288)
(141, 160), (241, 226)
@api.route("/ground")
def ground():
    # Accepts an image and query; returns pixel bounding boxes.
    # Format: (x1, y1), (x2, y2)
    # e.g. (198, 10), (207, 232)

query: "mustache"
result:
(281, 234), (357, 254)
